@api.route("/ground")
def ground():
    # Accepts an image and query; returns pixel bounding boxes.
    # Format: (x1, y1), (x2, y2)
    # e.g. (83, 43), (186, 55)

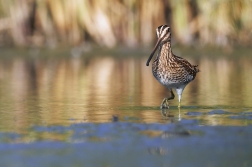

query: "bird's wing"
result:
(172, 55), (198, 81)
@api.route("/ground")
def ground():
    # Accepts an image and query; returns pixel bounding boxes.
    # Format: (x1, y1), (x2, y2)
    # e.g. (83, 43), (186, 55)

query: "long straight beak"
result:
(146, 38), (162, 66)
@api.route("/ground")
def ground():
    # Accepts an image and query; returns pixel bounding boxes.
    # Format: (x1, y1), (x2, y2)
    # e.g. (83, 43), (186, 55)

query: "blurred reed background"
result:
(0, 0), (251, 48)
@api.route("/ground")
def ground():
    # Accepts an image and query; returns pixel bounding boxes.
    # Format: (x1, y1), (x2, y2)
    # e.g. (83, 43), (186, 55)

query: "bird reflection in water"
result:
(160, 107), (181, 121)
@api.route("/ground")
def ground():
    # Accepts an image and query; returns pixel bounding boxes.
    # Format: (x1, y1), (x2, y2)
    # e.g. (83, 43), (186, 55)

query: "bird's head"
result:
(146, 25), (171, 66)
(156, 25), (171, 43)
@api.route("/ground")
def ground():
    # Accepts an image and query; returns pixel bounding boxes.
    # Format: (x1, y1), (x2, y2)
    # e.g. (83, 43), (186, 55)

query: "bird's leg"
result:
(160, 98), (169, 109)
(160, 90), (175, 109)
(178, 96), (181, 108)
(168, 90), (175, 100)
(175, 87), (184, 108)
(178, 93), (183, 108)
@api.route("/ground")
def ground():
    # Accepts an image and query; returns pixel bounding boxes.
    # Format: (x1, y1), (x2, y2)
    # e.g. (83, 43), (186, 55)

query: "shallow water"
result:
(0, 47), (252, 166)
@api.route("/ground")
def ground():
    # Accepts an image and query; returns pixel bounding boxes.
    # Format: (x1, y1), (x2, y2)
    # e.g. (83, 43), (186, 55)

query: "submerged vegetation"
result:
(0, 0), (251, 48)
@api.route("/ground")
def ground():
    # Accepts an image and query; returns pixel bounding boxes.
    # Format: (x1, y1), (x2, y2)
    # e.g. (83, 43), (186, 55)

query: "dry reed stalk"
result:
(0, 0), (251, 47)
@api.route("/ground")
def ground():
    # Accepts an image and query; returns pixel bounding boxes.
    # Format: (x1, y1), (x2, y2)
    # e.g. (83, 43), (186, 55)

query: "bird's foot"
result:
(160, 98), (169, 109)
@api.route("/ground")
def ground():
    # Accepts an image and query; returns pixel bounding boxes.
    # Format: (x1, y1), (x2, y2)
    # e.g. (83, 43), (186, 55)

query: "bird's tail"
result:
(193, 65), (200, 72)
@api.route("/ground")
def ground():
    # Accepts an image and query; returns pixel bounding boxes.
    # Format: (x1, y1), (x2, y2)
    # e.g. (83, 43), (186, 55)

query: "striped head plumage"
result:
(146, 25), (171, 66)
(156, 25), (171, 43)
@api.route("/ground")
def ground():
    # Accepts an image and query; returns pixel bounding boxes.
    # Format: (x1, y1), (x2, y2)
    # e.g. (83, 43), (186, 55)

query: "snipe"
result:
(146, 25), (199, 108)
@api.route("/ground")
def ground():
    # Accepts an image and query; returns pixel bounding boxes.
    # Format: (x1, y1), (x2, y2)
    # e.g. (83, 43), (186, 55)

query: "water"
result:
(0, 47), (252, 166)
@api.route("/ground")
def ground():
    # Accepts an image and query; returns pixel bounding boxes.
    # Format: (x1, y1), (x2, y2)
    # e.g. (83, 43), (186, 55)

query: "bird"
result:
(146, 25), (199, 108)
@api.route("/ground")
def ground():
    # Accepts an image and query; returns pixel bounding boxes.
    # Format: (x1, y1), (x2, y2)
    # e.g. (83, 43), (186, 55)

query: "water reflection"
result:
(0, 51), (252, 131)
(161, 107), (181, 122)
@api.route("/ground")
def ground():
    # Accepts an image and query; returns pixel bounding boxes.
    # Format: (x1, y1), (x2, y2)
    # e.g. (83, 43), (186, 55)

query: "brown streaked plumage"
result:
(146, 25), (199, 108)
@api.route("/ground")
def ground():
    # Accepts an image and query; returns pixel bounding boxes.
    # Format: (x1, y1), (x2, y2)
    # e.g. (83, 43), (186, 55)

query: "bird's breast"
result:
(152, 63), (194, 88)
